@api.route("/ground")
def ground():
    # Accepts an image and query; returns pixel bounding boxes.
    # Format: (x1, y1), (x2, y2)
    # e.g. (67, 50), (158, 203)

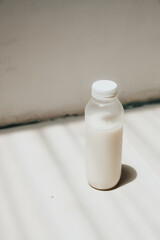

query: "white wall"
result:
(0, 0), (160, 126)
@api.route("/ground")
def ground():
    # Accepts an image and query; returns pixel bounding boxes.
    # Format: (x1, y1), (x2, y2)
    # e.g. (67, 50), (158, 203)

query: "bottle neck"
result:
(92, 95), (118, 104)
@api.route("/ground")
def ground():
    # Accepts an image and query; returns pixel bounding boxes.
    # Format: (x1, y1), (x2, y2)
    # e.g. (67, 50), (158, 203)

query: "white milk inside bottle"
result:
(85, 80), (124, 190)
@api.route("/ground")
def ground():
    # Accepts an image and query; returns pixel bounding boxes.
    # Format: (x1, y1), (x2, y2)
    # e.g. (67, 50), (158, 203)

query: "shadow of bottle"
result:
(114, 164), (137, 189)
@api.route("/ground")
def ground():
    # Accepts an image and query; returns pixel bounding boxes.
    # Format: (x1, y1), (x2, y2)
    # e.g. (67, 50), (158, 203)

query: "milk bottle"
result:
(85, 80), (124, 190)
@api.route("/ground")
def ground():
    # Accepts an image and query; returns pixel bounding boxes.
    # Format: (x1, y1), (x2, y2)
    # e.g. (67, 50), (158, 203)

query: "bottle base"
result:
(88, 175), (121, 191)
(88, 183), (115, 191)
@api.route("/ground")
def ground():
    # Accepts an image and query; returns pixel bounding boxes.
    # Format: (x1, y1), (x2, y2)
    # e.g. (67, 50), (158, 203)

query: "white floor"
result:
(0, 104), (160, 240)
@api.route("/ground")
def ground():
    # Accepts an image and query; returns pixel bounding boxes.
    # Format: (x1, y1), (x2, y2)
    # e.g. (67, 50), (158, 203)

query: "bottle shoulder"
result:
(85, 97), (124, 114)
(85, 97), (124, 130)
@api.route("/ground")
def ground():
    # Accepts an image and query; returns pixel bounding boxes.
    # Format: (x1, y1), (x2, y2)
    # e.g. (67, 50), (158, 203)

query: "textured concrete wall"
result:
(0, 0), (160, 126)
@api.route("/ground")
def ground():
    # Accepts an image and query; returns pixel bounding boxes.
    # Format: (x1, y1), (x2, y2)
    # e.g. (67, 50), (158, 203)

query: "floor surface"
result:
(0, 104), (160, 240)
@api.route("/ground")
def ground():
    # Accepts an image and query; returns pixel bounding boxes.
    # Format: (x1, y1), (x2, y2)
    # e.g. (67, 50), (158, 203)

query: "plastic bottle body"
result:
(85, 96), (124, 190)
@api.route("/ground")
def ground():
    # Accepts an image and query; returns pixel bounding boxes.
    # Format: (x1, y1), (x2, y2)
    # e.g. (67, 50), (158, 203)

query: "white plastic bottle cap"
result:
(92, 80), (118, 98)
